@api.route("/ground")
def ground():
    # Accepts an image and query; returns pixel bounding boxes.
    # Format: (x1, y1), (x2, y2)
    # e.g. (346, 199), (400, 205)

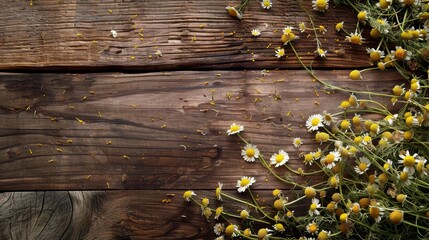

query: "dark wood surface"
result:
(0, 0), (405, 239)
(0, 70), (402, 191)
(1, 0), (375, 71)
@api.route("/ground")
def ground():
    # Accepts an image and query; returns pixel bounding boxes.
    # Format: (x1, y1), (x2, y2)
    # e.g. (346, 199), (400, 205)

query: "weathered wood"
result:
(0, 190), (308, 240)
(0, 191), (105, 240)
(0, 0), (376, 71)
(0, 70), (403, 190)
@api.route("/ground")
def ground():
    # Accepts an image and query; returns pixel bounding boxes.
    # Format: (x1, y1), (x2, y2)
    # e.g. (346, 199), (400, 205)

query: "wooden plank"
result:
(0, 70), (403, 190)
(0, 190), (308, 240)
(0, 0), (376, 71)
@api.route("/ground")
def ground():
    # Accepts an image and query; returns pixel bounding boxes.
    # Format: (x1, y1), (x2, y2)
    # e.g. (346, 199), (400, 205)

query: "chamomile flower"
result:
(346, 31), (364, 45)
(275, 48), (285, 58)
(369, 204), (385, 223)
(335, 21), (344, 32)
(293, 138), (303, 148)
(314, 47), (327, 57)
(299, 22), (306, 32)
(183, 190), (196, 201)
(384, 114), (398, 125)
(251, 29), (261, 37)
(225, 224), (240, 237)
(398, 171), (413, 186)
(322, 151), (341, 169)
(416, 157), (428, 175)
(322, 111), (336, 126)
(261, 0), (273, 9)
(391, 46), (412, 61)
(383, 159), (393, 171)
(303, 153), (315, 165)
(214, 223), (225, 235)
(257, 228), (273, 239)
(354, 156), (372, 174)
(307, 221), (319, 235)
(214, 206), (223, 220)
(308, 198), (321, 216)
(281, 26), (299, 45)
(312, 0), (329, 12)
(376, 0), (392, 9)
(357, 10), (368, 22)
(399, 150), (418, 175)
(273, 223), (285, 232)
(306, 114), (324, 131)
(241, 144), (260, 162)
(390, 210), (404, 225)
(226, 6), (243, 19)
(216, 182), (223, 201)
(227, 123), (244, 135)
(215, 236), (225, 240)
(236, 176), (256, 193)
(319, 25), (327, 34)
(366, 48), (385, 61)
(270, 150), (289, 167)
(318, 230), (331, 240)
(282, 26), (294, 35)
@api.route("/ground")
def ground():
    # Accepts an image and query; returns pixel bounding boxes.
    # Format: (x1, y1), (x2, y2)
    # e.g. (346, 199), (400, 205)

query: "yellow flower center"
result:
(370, 51), (381, 61)
(276, 154), (284, 163)
(310, 203), (317, 211)
(246, 148), (255, 157)
(340, 213), (348, 223)
(357, 11), (367, 21)
(349, 70), (361, 80)
(400, 172), (408, 181)
(359, 162), (368, 171)
(352, 204), (360, 213)
(258, 228), (268, 238)
(240, 178), (250, 187)
(230, 125), (240, 132)
(318, 231), (329, 240)
(370, 207), (380, 218)
(363, 135), (372, 142)
(225, 225), (235, 236)
(383, 163), (390, 170)
(309, 224), (318, 233)
(395, 48), (406, 60)
(379, 0), (390, 9)
(263, 1), (271, 7)
(390, 210), (403, 225)
(416, 161), (424, 173)
(304, 187), (316, 198)
(335, 22), (343, 31)
(350, 35), (362, 45)
(311, 118), (320, 126)
(201, 198), (209, 206)
(401, 31), (412, 41)
(370, 28), (381, 38)
(392, 85), (403, 96)
(403, 155), (415, 167)
(325, 154), (335, 164)
(316, 0), (327, 9)
(341, 120), (350, 130)
(275, 223), (285, 231)
(215, 187), (221, 199)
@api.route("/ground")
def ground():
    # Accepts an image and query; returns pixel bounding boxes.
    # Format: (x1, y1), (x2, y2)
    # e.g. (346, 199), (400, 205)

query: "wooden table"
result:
(0, 1), (403, 239)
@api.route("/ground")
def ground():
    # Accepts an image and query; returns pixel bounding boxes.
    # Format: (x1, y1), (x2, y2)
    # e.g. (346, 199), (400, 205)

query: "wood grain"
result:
(0, 0), (377, 71)
(0, 190), (308, 240)
(0, 70), (403, 191)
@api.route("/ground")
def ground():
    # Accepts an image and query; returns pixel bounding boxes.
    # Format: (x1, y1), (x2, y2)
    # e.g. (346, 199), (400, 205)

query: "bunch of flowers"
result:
(184, 0), (429, 239)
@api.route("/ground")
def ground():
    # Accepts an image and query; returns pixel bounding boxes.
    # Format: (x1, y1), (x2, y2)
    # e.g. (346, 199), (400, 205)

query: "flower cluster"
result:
(183, 1), (429, 239)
